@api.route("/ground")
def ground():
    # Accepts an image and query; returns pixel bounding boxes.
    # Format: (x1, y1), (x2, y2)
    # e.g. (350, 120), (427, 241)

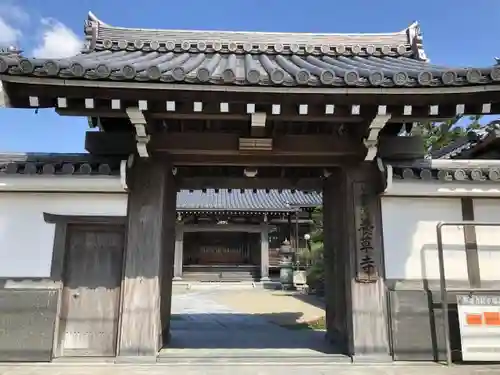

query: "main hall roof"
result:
(1, 12), (500, 89)
(177, 189), (320, 212)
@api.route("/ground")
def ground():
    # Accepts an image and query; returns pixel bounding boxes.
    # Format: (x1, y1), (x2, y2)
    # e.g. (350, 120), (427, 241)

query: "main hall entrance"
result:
(184, 231), (258, 266)
(182, 230), (260, 281)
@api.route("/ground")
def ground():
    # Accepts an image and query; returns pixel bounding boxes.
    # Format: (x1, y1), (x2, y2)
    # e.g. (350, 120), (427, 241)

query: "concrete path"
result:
(164, 289), (335, 357)
(1, 363), (500, 375)
(209, 288), (325, 324)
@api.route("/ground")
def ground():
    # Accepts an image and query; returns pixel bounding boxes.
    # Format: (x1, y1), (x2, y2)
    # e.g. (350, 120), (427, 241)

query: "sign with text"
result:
(457, 294), (500, 361)
(353, 182), (378, 283)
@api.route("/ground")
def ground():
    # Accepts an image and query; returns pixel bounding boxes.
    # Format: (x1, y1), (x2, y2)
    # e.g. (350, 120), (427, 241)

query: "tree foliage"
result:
(418, 115), (489, 153)
(303, 206), (325, 293)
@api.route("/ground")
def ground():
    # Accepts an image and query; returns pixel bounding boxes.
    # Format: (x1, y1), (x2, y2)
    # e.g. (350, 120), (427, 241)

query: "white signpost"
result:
(457, 294), (500, 361)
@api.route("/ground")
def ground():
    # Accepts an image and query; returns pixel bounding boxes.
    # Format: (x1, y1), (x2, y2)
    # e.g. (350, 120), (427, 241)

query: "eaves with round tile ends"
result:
(0, 11), (500, 89)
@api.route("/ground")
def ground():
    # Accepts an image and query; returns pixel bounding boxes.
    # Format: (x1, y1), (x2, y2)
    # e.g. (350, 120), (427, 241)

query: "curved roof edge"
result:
(87, 11), (109, 27)
(83, 11), (428, 60)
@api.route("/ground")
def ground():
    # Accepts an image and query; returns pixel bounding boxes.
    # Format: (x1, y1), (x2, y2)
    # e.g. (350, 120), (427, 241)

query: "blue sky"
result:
(0, 0), (499, 153)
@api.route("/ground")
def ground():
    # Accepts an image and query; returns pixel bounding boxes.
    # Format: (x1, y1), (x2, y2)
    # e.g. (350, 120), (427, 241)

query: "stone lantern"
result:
(279, 239), (294, 289)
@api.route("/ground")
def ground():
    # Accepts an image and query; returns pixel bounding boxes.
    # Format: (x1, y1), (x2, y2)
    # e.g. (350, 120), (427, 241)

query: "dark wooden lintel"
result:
(43, 212), (126, 225)
(153, 133), (363, 155)
(84, 131), (366, 162)
(178, 177), (322, 190)
(58, 108), (456, 124)
(167, 153), (360, 167)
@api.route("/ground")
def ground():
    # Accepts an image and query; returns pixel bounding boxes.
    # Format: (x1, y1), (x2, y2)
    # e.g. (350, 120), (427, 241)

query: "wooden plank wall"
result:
(118, 159), (176, 358)
(323, 165), (390, 360)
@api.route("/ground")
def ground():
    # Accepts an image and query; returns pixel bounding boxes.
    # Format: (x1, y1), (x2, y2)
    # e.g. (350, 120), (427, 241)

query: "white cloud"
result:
(32, 18), (82, 58)
(0, 16), (21, 46)
(0, 3), (29, 24)
(0, 3), (28, 46)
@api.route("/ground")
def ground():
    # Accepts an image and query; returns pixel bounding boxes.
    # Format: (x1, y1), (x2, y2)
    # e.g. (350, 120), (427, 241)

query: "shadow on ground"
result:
(288, 292), (326, 310)
(164, 311), (337, 355)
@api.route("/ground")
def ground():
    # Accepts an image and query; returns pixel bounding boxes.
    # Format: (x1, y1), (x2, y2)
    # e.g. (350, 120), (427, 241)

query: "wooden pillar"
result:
(118, 159), (176, 359)
(260, 223), (270, 281)
(173, 226), (184, 280)
(323, 164), (390, 361)
(287, 214), (292, 244)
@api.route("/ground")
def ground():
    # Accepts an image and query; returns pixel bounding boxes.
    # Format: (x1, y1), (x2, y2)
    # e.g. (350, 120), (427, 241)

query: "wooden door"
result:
(59, 225), (124, 357)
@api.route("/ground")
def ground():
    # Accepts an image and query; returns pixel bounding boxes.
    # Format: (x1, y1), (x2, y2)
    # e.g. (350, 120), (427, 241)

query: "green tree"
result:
(304, 206), (325, 294)
(419, 114), (485, 153)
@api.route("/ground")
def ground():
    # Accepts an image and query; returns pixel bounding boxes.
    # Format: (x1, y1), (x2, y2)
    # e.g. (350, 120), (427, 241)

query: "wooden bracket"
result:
(364, 107), (391, 161)
(126, 107), (150, 158)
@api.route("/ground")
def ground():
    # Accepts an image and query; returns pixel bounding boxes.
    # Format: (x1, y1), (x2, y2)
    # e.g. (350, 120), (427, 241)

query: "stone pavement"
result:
(1, 363), (500, 375)
(165, 289), (334, 356)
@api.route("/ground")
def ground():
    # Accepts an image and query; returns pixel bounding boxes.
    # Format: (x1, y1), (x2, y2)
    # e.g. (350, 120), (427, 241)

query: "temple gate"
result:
(2, 11), (500, 362)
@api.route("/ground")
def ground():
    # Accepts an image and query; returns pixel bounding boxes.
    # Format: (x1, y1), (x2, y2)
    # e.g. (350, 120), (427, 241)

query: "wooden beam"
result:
(85, 132), (366, 159)
(178, 177), (322, 190)
(84, 132), (136, 155)
(165, 153), (361, 167)
(56, 108), (457, 124)
(152, 133), (363, 155)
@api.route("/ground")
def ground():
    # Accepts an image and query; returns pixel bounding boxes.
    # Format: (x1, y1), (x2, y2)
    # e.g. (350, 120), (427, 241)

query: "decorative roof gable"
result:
(3, 12), (500, 88)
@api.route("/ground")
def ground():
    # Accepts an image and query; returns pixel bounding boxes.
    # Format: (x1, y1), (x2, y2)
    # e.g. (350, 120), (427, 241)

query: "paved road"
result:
(1, 363), (500, 375)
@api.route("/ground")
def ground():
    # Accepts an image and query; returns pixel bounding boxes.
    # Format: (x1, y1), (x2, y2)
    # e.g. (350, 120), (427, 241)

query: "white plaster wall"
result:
(472, 199), (500, 281)
(381, 197), (467, 280)
(0, 192), (127, 278)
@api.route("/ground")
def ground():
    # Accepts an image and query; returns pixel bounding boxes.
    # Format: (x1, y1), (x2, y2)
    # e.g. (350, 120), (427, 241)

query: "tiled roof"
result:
(2, 12), (499, 88)
(0, 153), (120, 175)
(84, 11), (417, 54)
(430, 130), (490, 160)
(8, 52), (499, 88)
(177, 189), (321, 212)
(391, 162), (500, 182)
(431, 124), (500, 160)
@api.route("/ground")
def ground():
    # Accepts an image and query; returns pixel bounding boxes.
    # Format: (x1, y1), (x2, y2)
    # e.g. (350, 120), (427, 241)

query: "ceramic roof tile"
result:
(4, 51), (499, 88)
(431, 125), (500, 160)
(176, 189), (321, 211)
(2, 12), (499, 88)
(391, 165), (500, 182)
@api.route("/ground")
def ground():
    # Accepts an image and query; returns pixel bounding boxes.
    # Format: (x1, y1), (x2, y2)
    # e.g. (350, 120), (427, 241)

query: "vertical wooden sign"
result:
(353, 182), (379, 283)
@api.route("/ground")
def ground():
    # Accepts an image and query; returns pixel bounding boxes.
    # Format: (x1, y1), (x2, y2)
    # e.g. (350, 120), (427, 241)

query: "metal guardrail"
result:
(436, 221), (500, 366)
